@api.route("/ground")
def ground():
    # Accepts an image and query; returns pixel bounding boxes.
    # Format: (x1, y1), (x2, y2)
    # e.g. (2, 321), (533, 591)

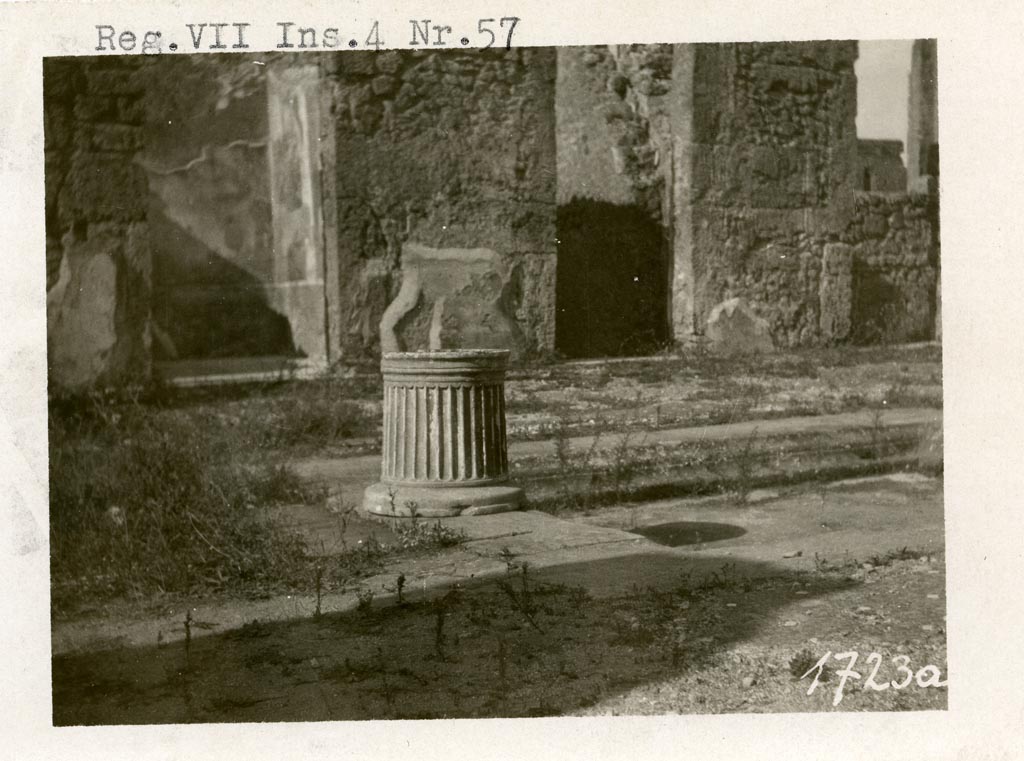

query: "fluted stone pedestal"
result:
(362, 350), (523, 517)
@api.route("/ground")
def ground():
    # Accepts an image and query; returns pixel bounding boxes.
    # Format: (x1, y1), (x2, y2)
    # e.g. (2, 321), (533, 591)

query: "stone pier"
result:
(907, 39), (939, 192)
(362, 350), (523, 518)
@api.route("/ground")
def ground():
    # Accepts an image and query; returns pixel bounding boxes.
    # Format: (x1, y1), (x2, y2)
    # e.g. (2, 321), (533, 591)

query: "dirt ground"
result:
(52, 476), (946, 723)
(48, 344), (945, 722)
(504, 344), (941, 440)
(163, 344), (942, 457)
(51, 551), (946, 723)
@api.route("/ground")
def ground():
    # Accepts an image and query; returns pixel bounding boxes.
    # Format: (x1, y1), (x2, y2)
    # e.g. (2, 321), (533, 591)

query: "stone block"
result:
(381, 243), (528, 360)
(819, 243), (853, 342)
(371, 74), (398, 95)
(864, 213), (888, 238)
(60, 154), (148, 224)
(705, 297), (774, 354)
(47, 249), (119, 390)
(89, 123), (143, 153)
(116, 96), (146, 125)
(72, 95), (117, 124)
(375, 51), (403, 74)
(86, 67), (144, 95)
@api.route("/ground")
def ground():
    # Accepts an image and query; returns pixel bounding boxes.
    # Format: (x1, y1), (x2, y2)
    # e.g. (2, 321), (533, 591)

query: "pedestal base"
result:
(362, 481), (524, 518)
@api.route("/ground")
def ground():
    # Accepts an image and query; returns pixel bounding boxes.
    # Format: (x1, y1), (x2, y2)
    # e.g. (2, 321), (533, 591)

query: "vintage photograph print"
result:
(46, 40), (943, 723)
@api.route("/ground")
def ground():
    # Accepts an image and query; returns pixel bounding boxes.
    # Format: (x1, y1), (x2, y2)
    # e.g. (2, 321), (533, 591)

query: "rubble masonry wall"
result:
(325, 48), (558, 362)
(855, 139), (907, 193)
(554, 45), (673, 357)
(677, 41), (860, 349)
(44, 57), (152, 392)
(843, 191), (939, 343)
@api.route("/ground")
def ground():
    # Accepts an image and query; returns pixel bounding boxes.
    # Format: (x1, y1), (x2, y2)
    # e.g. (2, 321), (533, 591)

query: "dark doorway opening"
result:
(555, 199), (669, 358)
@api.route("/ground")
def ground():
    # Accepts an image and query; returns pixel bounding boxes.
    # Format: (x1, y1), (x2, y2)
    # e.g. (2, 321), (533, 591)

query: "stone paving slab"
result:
(49, 518), (658, 657)
(391, 509), (643, 549)
(272, 505), (646, 557)
(572, 472), (945, 572)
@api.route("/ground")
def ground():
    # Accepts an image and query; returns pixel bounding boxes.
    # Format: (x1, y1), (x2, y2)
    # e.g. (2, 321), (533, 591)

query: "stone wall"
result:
(44, 57), (152, 392)
(842, 191), (939, 343)
(44, 44), (940, 391)
(672, 41), (860, 349)
(855, 139), (907, 192)
(265, 60), (329, 363)
(907, 40), (938, 192)
(555, 47), (637, 209)
(324, 48), (557, 362)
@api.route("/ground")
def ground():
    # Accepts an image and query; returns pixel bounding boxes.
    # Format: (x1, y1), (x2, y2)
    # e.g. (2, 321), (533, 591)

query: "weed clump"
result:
(394, 520), (467, 551)
(251, 384), (374, 451)
(330, 521), (467, 590)
(551, 417), (604, 512)
(49, 397), (310, 613)
(49, 372), (394, 615)
(252, 463), (326, 506)
(789, 648), (831, 682)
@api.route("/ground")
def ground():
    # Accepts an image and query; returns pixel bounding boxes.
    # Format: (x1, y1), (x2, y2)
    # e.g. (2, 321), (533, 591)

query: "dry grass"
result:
(47, 384), (446, 615)
(49, 396), (313, 612)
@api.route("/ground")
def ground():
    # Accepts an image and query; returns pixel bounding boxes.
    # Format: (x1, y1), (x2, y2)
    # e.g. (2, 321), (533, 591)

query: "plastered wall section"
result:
(266, 61), (328, 362)
(135, 56), (285, 362)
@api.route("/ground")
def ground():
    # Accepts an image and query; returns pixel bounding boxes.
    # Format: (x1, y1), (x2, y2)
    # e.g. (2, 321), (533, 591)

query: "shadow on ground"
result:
(53, 553), (861, 724)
